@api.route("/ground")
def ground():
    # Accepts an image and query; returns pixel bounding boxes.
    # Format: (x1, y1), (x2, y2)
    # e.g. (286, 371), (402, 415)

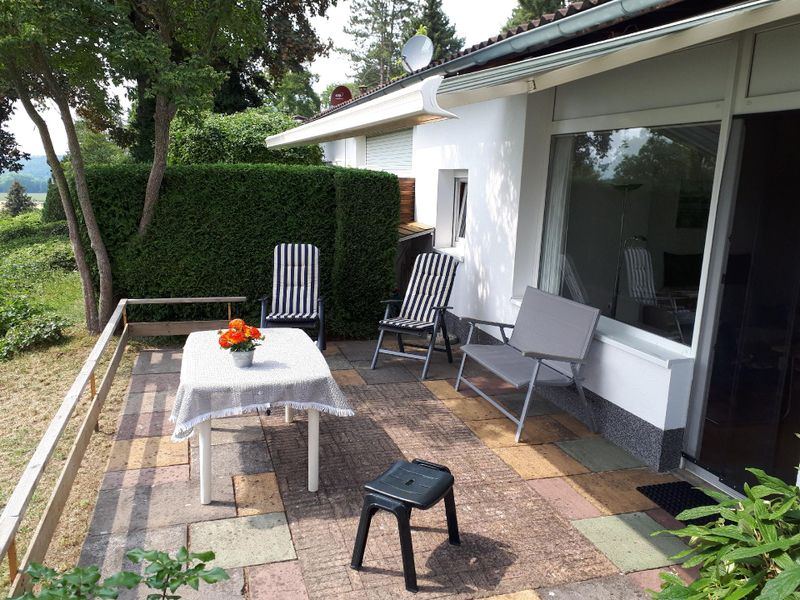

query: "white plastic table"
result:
(170, 328), (353, 503)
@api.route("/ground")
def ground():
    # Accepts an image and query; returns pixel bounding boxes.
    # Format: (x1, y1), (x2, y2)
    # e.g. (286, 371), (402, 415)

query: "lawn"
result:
(0, 211), (139, 595)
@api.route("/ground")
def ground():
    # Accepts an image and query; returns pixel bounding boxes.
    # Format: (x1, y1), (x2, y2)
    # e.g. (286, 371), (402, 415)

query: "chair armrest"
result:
(432, 305), (453, 311)
(519, 350), (586, 364)
(380, 299), (403, 304)
(258, 295), (269, 302)
(463, 317), (515, 329)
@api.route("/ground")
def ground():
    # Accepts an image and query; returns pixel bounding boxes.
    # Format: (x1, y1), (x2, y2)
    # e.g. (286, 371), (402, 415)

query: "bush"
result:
(42, 179), (67, 223)
(168, 108), (323, 166)
(0, 291), (66, 360)
(3, 181), (35, 216)
(654, 468), (800, 599)
(77, 164), (399, 337)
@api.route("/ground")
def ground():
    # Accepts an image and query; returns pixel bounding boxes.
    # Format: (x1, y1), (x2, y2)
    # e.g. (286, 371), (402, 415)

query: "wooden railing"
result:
(0, 297), (246, 597)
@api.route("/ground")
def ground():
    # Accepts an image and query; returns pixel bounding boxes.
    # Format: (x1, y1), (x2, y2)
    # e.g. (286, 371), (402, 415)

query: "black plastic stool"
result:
(350, 459), (460, 593)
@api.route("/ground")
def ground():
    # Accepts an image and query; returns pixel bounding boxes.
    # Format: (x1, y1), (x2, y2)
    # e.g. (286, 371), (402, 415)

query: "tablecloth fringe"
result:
(170, 401), (354, 441)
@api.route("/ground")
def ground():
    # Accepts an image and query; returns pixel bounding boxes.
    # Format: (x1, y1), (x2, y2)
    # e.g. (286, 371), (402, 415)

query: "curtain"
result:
(539, 136), (576, 294)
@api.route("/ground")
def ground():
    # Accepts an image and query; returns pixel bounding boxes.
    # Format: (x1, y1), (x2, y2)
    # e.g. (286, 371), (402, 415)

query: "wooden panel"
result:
(128, 320), (229, 337)
(10, 327), (130, 596)
(398, 177), (415, 224)
(127, 296), (247, 305)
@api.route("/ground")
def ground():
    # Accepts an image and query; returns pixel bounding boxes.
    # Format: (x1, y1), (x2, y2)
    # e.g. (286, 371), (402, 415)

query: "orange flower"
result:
(247, 326), (262, 340)
(219, 334), (231, 348)
(229, 330), (245, 345)
(228, 318), (246, 331)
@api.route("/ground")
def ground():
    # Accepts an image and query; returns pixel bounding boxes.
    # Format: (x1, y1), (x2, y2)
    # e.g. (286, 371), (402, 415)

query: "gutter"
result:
(321, 0), (683, 116)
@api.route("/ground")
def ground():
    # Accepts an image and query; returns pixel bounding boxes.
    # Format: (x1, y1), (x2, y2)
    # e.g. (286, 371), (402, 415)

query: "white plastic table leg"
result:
(308, 409), (319, 493)
(197, 420), (212, 504)
(285, 406), (295, 422)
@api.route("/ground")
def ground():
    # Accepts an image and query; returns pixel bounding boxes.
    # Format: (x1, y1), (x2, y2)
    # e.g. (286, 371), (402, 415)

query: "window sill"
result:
(435, 247), (465, 262)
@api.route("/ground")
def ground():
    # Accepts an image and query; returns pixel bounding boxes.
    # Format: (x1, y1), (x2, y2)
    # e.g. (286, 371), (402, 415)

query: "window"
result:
(452, 177), (468, 247)
(539, 123), (720, 345)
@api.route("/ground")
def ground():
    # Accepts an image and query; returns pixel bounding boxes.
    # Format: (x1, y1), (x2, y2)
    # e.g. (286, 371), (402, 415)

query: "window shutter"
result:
(365, 129), (413, 172)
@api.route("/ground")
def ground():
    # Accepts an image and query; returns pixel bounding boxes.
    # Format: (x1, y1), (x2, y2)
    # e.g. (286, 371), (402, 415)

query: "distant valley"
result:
(0, 155), (51, 193)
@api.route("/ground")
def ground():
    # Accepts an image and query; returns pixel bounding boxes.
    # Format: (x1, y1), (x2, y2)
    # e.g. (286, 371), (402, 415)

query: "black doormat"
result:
(637, 481), (718, 525)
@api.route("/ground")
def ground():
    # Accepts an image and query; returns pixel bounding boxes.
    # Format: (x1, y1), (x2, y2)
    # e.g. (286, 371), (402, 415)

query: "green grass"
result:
(29, 192), (47, 205)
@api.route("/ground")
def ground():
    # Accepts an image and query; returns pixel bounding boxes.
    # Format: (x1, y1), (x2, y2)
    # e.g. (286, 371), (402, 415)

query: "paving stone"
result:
(646, 507), (686, 531)
(565, 469), (675, 515)
(494, 444), (589, 479)
(322, 343), (340, 356)
(627, 565), (695, 594)
(333, 369), (367, 386)
(484, 592), (541, 600)
(494, 393), (560, 416)
(357, 365), (417, 384)
(122, 390), (176, 415)
(190, 440), (273, 479)
(189, 512), (296, 569)
(326, 355), (353, 371)
(526, 478), (603, 520)
(107, 436), (188, 471)
(127, 372), (180, 394)
(461, 375), (518, 396)
(441, 396), (503, 421)
(188, 416), (265, 446)
(80, 524), (186, 575)
(234, 472), (284, 516)
(463, 416), (577, 448)
(88, 477), (235, 535)
(248, 561), (309, 600)
(538, 575), (649, 599)
(423, 379), (465, 400)
(556, 437), (644, 472)
(133, 350), (183, 374)
(101, 465), (189, 490)
(550, 412), (595, 438)
(337, 340), (381, 361)
(117, 411), (173, 440)
(572, 512), (688, 572)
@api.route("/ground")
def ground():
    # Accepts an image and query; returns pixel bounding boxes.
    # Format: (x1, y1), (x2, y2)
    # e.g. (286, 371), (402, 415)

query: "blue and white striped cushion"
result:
(624, 246), (657, 305)
(392, 253), (457, 328)
(379, 316), (435, 330)
(268, 244), (319, 321)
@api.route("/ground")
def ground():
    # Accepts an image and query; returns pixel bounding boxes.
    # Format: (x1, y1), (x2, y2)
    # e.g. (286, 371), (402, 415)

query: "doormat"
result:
(636, 481), (719, 525)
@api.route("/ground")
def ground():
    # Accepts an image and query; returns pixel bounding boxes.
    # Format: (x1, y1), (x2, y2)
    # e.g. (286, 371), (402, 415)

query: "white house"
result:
(268, 0), (800, 492)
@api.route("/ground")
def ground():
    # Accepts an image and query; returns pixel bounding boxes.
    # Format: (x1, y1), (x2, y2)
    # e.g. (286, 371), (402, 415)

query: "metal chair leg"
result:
(397, 333), (405, 353)
(455, 354), (468, 391)
(395, 505), (418, 593)
(317, 298), (326, 351)
(420, 328), (437, 380)
(515, 361), (541, 443)
(443, 489), (460, 545)
(440, 316), (453, 363)
(371, 330), (386, 370)
(572, 363), (597, 433)
(351, 496), (378, 570)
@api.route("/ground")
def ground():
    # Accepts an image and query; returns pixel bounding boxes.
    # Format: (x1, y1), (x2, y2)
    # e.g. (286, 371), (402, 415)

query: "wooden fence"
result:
(0, 297), (246, 597)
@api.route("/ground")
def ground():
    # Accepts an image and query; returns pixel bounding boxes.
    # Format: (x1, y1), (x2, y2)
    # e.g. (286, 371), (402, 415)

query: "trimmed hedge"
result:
(80, 164), (399, 337)
(42, 179), (67, 223)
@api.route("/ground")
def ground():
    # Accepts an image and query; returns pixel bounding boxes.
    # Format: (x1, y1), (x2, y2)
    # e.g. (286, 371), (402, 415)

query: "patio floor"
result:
(79, 340), (698, 599)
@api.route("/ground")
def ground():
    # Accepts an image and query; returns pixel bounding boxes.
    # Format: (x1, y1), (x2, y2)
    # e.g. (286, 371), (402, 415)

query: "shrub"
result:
(0, 291), (66, 360)
(77, 164), (399, 336)
(168, 108), (323, 166)
(41, 179), (67, 223)
(3, 180), (35, 216)
(653, 468), (800, 599)
(0, 212), (68, 244)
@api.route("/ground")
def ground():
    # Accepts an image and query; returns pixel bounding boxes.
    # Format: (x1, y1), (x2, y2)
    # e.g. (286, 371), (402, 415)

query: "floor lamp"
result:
(608, 182), (642, 318)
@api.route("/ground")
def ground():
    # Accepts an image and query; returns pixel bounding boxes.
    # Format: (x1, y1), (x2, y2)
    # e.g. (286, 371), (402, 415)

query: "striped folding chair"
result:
(371, 252), (458, 380)
(260, 243), (325, 350)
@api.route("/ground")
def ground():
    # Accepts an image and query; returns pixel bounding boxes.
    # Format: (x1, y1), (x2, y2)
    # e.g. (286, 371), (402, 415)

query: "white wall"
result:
(411, 95), (529, 326)
(321, 137), (362, 167)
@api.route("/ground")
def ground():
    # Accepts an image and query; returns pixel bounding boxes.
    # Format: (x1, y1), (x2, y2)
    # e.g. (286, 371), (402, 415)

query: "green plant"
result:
(0, 292), (66, 360)
(653, 468), (800, 600)
(42, 179), (67, 223)
(4, 181), (36, 216)
(13, 547), (229, 600)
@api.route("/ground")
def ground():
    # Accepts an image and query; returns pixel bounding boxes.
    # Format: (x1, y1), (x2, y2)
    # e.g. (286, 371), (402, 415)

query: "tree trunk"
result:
(138, 94), (176, 236)
(35, 51), (115, 327)
(9, 73), (100, 332)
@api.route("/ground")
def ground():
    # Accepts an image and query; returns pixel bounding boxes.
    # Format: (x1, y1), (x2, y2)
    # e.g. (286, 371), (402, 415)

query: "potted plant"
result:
(218, 318), (263, 367)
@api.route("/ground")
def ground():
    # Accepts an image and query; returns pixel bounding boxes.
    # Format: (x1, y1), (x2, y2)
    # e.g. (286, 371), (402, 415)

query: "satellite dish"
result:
(401, 34), (434, 73)
(330, 85), (353, 107)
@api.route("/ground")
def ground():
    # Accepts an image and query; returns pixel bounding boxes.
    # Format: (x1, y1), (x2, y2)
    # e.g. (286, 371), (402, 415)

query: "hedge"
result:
(79, 164), (399, 338)
(42, 179), (67, 223)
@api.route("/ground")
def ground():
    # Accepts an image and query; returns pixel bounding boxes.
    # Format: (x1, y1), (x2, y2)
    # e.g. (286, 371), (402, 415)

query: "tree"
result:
(504, 0), (566, 31)
(270, 70), (321, 118)
(0, 0), (120, 332)
(341, 0), (415, 88)
(0, 94), (29, 174)
(3, 180), (35, 216)
(403, 0), (464, 63)
(320, 82), (359, 110)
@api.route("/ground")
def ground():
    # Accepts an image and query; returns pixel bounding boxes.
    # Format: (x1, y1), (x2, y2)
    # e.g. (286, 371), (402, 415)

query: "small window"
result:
(452, 177), (468, 246)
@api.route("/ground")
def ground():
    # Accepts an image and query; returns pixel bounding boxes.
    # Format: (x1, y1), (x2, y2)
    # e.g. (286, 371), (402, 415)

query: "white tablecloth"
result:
(171, 328), (353, 441)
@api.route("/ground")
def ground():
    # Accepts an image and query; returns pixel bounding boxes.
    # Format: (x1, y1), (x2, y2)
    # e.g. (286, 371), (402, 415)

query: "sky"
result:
(7, 0), (517, 156)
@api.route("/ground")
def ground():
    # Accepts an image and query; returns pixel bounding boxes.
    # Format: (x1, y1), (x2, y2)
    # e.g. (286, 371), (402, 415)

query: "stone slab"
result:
(462, 375), (518, 396)
(356, 365), (417, 385)
(333, 369), (367, 386)
(627, 565), (695, 594)
(463, 416), (577, 448)
(484, 592), (541, 600)
(188, 416), (266, 447)
(538, 575), (649, 599)
(133, 350), (183, 375)
(122, 390), (176, 415)
(190, 440), (273, 479)
(127, 372), (180, 394)
(117, 411), (173, 440)
(526, 478), (603, 520)
(326, 355), (353, 371)
(551, 412), (595, 438)
(494, 444), (589, 479)
(234, 472), (284, 516)
(101, 465), (189, 490)
(80, 524), (186, 575)
(88, 477), (236, 535)
(422, 379), (465, 400)
(556, 437), (644, 472)
(565, 469), (675, 515)
(494, 394), (561, 416)
(189, 512), (296, 569)
(337, 340), (380, 362)
(572, 512), (688, 573)
(441, 396), (503, 421)
(107, 436), (188, 471)
(247, 561), (309, 600)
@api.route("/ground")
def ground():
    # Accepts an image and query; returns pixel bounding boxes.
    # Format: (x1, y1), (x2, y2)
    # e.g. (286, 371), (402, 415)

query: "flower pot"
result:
(231, 350), (255, 368)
